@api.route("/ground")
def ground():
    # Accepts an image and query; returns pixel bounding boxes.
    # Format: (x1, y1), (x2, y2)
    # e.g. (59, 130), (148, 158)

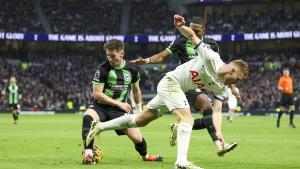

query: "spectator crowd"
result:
(1, 50), (300, 112)
(0, 0), (298, 34)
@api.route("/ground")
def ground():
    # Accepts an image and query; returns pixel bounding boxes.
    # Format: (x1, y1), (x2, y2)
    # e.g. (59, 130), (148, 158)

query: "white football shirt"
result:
(166, 42), (226, 99)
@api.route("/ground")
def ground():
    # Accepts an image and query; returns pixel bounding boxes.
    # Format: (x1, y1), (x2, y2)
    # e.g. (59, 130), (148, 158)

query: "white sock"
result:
(98, 114), (137, 131)
(175, 123), (192, 166)
(229, 111), (234, 120)
(214, 140), (222, 150)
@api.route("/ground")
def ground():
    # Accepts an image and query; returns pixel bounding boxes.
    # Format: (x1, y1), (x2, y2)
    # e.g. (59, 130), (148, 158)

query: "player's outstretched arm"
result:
(229, 84), (242, 103)
(174, 15), (200, 45)
(130, 50), (170, 65)
(213, 99), (225, 145)
(131, 82), (143, 113)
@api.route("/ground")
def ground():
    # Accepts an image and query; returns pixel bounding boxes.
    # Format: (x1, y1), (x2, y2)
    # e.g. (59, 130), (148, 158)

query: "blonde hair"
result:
(232, 60), (249, 79)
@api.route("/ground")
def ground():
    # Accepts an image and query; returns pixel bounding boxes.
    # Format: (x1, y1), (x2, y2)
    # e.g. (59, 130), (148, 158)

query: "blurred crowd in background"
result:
(1, 50), (300, 112)
(0, 0), (299, 34)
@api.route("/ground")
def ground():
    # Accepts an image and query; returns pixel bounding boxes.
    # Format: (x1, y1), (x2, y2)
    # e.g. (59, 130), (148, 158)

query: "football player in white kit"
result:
(85, 15), (249, 169)
(226, 86), (241, 122)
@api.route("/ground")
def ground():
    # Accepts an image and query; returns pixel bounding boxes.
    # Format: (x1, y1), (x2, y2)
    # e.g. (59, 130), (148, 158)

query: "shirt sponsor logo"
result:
(190, 70), (205, 88)
(108, 84), (129, 91)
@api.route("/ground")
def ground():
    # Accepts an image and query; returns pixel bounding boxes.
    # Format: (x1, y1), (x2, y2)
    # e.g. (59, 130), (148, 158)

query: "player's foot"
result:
(93, 144), (103, 163)
(143, 154), (164, 162)
(227, 117), (233, 123)
(289, 123), (296, 128)
(14, 120), (18, 124)
(174, 161), (204, 169)
(217, 142), (238, 157)
(169, 123), (178, 147)
(82, 149), (93, 165)
(86, 120), (101, 147)
(276, 122), (280, 128)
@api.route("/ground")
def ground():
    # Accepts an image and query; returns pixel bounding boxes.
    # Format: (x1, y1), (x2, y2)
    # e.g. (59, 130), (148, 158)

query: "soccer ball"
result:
(93, 144), (103, 163)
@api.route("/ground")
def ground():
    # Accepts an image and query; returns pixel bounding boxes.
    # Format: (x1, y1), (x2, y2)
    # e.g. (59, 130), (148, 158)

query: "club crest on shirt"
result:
(94, 69), (100, 81)
(124, 72), (131, 81)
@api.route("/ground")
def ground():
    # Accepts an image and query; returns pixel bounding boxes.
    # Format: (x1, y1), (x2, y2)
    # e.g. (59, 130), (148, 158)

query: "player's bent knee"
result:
(83, 108), (99, 121)
(126, 128), (143, 143)
(173, 108), (194, 125)
(195, 94), (212, 110)
(135, 108), (157, 127)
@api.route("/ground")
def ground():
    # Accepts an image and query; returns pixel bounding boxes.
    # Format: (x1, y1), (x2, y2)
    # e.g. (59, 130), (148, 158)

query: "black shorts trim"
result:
(88, 104), (127, 135)
(280, 93), (294, 107)
(8, 104), (20, 110)
(185, 89), (208, 111)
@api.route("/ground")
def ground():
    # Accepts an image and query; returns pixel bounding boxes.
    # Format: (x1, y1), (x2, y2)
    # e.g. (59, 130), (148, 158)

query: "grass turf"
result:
(0, 113), (299, 169)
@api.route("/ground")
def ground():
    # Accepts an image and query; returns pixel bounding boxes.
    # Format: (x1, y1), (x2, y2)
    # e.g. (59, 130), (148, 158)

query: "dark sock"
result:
(82, 115), (94, 149)
(134, 138), (147, 157)
(277, 111), (283, 123)
(193, 118), (206, 130)
(15, 112), (19, 120)
(12, 113), (17, 121)
(290, 111), (295, 124)
(202, 109), (218, 141)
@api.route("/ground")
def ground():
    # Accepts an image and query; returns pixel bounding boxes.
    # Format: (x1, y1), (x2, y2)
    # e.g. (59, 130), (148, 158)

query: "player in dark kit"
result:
(130, 16), (239, 156)
(81, 39), (163, 164)
(2, 76), (22, 124)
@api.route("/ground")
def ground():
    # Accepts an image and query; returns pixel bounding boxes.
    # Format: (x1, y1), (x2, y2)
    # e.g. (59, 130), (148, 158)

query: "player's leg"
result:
(85, 106), (160, 146)
(81, 107), (102, 164)
(228, 100), (237, 123)
(11, 105), (18, 124)
(289, 104), (296, 128)
(182, 93), (220, 147)
(187, 92), (237, 156)
(277, 94), (286, 128)
(172, 108), (196, 168)
(157, 77), (202, 168)
(122, 128), (163, 161)
(228, 108), (234, 122)
(15, 104), (21, 123)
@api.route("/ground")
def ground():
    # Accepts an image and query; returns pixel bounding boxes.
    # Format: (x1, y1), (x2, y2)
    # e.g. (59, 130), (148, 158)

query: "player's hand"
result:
(1, 91), (5, 96)
(118, 102), (132, 114)
(130, 57), (147, 65)
(174, 14), (185, 27)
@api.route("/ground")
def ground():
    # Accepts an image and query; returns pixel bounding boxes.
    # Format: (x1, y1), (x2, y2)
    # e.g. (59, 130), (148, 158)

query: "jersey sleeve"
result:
(278, 77), (284, 88)
(166, 37), (182, 55)
(92, 66), (107, 85)
(195, 42), (220, 60)
(131, 68), (140, 83)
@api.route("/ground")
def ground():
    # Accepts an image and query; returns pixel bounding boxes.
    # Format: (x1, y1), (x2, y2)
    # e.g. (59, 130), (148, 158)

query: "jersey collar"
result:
(114, 60), (126, 69)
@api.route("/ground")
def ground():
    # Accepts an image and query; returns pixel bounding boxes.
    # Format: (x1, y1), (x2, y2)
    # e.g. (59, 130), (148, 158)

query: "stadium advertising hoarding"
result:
(0, 31), (299, 43)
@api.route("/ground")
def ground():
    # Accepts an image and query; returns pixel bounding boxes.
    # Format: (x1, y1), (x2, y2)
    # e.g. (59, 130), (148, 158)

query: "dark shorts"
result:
(185, 89), (209, 111)
(88, 104), (127, 135)
(8, 104), (20, 110)
(280, 93), (294, 107)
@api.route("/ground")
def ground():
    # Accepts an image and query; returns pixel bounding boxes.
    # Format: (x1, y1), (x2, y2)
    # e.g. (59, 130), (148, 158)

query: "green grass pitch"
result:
(0, 113), (299, 169)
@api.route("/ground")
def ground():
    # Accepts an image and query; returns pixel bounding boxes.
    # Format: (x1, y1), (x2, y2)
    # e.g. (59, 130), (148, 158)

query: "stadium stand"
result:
(41, 0), (122, 34)
(1, 50), (299, 112)
(0, 0), (43, 32)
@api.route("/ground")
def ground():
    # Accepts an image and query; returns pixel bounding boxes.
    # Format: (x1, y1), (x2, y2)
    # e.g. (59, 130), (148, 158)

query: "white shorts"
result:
(228, 98), (237, 110)
(147, 76), (190, 115)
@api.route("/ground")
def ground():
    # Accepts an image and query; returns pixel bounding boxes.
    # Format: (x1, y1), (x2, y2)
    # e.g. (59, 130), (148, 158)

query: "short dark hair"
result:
(103, 39), (124, 51)
(190, 16), (206, 26)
